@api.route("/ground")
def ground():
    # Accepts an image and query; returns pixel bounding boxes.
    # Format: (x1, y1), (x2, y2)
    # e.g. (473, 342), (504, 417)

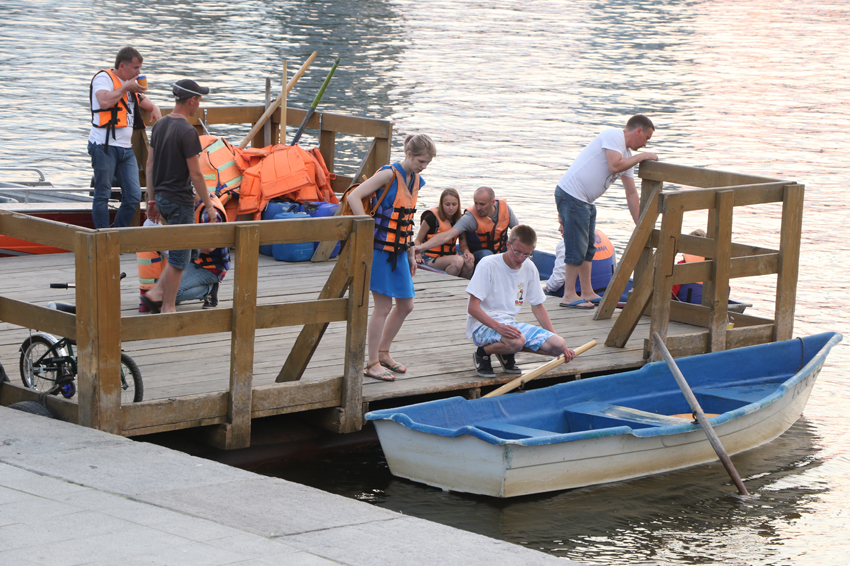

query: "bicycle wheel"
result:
(19, 334), (67, 393)
(120, 353), (144, 403)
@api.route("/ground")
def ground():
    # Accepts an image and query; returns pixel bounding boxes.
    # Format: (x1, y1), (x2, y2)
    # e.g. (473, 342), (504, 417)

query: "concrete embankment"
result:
(0, 407), (582, 565)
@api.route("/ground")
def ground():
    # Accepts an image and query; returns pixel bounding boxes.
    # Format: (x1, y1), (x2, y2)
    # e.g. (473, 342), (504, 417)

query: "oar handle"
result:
(483, 340), (596, 398)
(310, 57), (340, 109)
(651, 332), (749, 496)
(291, 58), (341, 146)
(238, 52), (317, 149)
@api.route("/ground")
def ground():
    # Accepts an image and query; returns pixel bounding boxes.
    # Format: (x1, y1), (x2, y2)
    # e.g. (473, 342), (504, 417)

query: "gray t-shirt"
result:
(453, 201), (519, 234)
(149, 115), (202, 206)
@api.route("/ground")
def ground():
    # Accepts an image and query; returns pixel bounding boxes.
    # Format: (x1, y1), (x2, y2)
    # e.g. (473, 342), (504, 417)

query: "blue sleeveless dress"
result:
(370, 164), (424, 299)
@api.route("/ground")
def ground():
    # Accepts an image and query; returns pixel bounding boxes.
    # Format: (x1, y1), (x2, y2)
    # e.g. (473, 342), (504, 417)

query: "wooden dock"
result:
(0, 251), (686, 410)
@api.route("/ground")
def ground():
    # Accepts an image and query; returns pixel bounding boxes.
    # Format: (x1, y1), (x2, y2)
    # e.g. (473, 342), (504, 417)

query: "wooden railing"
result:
(596, 161), (803, 361)
(0, 210), (374, 447)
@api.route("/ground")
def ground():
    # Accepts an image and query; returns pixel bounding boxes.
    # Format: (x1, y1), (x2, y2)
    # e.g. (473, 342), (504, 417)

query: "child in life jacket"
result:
(345, 134), (437, 381)
(413, 188), (475, 279)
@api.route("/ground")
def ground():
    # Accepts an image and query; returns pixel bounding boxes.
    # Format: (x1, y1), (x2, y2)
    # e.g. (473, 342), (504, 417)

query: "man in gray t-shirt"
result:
(142, 79), (217, 315)
(414, 187), (518, 272)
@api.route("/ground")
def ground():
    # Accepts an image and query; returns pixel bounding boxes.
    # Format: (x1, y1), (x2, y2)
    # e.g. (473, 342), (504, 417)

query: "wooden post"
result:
(221, 224), (259, 449)
(774, 184), (804, 341)
(74, 230), (122, 433)
(707, 190), (733, 351)
(320, 118), (336, 172)
(338, 217), (373, 432)
(635, 179), (662, 290)
(280, 60), (287, 145)
(648, 193), (684, 361)
(263, 77), (272, 147)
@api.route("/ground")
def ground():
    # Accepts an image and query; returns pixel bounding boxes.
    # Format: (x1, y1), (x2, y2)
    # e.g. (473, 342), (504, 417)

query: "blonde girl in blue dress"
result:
(346, 134), (437, 381)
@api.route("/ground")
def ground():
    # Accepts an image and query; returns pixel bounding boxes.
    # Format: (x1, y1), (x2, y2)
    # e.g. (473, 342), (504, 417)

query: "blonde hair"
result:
(404, 134), (437, 158)
(509, 224), (537, 248)
(437, 188), (462, 224)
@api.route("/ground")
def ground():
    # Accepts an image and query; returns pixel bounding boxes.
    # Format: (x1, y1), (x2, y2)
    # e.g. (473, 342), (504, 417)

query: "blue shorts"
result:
(472, 322), (554, 351)
(555, 188), (596, 266)
(156, 194), (195, 271)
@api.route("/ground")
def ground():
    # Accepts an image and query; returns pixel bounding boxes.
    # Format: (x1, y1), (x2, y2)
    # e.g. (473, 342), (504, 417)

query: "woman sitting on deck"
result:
(346, 134), (437, 381)
(413, 188), (475, 279)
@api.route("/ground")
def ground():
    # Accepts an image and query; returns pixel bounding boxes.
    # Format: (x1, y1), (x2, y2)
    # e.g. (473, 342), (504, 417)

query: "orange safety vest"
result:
(90, 69), (139, 146)
(372, 165), (420, 263)
(421, 207), (457, 258)
(136, 251), (164, 291)
(199, 136), (243, 197)
(466, 199), (510, 253)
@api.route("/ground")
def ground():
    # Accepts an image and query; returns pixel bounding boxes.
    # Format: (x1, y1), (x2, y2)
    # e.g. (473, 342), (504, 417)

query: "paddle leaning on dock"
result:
(366, 332), (842, 498)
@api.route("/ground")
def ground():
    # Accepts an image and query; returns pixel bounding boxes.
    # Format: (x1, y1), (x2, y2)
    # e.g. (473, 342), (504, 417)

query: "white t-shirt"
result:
(465, 254), (546, 338)
(88, 71), (134, 148)
(545, 239), (566, 293)
(557, 128), (633, 204)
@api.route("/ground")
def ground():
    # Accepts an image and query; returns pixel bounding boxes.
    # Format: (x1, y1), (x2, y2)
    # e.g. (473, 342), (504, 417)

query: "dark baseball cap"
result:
(172, 79), (210, 100)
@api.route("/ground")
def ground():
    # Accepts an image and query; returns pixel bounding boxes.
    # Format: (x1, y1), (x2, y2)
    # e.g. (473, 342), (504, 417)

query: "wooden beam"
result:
(654, 324), (775, 358)
(339, 217), (372, 432)
(255, 299), (349, 329)
(0, 298), (76, 340)
(0, 382), (79, 423)
(604, 250), (655, 348)
(638, 161), (778, 187)
(774, 184), (804, 341)
(596, 184), (661, 320)
(708, 190), (733, 352)
(670, 301), (773, 329)
(224, 224), (260, 449)
(251, 377), (343, 418)
(276, 235), (354, 382)
(0, 210), (87, 250)
(74, 231), (122, 434)
(120, 392), (229, 433)
(647, 195), (684, 361)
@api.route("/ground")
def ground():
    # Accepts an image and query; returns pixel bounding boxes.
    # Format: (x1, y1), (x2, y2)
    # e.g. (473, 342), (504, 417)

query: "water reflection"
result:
(3, 0), (850, 563)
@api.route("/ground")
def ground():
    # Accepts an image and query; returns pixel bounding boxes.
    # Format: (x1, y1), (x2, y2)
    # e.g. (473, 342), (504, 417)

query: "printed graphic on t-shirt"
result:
(515, 283), (525, 306)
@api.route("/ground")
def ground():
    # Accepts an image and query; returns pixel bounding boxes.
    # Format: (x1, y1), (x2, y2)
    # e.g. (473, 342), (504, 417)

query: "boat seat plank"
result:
(566, 402), (686, 426)
(695, 383), (783, 404)
(474, 421), (558, 439)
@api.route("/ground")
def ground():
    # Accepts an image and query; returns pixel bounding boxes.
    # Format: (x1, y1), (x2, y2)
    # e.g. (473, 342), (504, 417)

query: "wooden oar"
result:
(651, 332), (750, 496)
(290, 57), (340, 146)
(238, 51), (317, 149)
(483, 340), (596, 398)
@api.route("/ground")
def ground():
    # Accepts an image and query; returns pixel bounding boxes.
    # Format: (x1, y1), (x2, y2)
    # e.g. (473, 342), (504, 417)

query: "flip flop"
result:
(588, 297), (602, 304)
(140, 294), (163, 314)
(364, 362), (396, 382)
(380, 360), (408, 374)
(559, 299), (595, 309)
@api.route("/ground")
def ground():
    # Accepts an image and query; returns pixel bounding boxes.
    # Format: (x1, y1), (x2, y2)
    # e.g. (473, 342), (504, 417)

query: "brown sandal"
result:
(378, 350), (407, 374)
(364, 362), (396, 382)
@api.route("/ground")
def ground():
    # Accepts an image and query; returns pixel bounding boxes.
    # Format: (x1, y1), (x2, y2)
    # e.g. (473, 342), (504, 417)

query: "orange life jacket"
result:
(136, 251), (164, 291)
(421, 207), (457, 258)
(199, 136), (243, 197)
(466, 199), (510, 253)
(90, 69), (139, 147)
(237, 144), (337, 215)
(372, 165), (420, 265)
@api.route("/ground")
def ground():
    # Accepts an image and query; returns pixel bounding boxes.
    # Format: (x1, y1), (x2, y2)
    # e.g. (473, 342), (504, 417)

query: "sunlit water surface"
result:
(2, 1), (849, 564)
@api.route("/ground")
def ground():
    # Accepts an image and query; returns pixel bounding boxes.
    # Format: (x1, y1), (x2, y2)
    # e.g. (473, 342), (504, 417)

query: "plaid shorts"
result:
(472, 321), (554, 352)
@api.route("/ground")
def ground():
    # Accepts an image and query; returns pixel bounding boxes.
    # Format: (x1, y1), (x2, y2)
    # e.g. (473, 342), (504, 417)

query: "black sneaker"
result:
(202, 282), (219, 309)
(473, 350), (496, 378)
(496, 353), (522, 375)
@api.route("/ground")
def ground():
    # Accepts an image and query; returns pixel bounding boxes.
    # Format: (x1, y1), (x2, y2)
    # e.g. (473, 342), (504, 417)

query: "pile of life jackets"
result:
(197, 135), (338, 221)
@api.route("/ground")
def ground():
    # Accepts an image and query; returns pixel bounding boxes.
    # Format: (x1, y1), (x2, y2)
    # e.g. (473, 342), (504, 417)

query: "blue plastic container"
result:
(271, 211), (313, 262)
(306, 202), (341, 258)
(260, 202), (299, 256)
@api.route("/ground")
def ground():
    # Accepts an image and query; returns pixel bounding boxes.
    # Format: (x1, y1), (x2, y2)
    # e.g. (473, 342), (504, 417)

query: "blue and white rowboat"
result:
(366, 332), (842, 497)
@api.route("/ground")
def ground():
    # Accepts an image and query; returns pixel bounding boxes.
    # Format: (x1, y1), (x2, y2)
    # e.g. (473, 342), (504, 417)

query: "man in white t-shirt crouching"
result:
(467, 224), (575, 378)
(555, 114), (657, 309)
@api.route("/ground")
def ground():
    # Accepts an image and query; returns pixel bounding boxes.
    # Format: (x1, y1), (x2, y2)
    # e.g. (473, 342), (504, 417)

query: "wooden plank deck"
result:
(0, 251), (701, 412)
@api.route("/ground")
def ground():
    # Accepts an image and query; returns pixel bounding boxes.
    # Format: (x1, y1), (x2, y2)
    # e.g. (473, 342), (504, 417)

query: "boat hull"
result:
(368, 333), (841, 497)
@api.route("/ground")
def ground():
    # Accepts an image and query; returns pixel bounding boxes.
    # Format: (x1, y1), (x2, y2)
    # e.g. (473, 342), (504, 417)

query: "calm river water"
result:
(2, 1), (849, 564)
